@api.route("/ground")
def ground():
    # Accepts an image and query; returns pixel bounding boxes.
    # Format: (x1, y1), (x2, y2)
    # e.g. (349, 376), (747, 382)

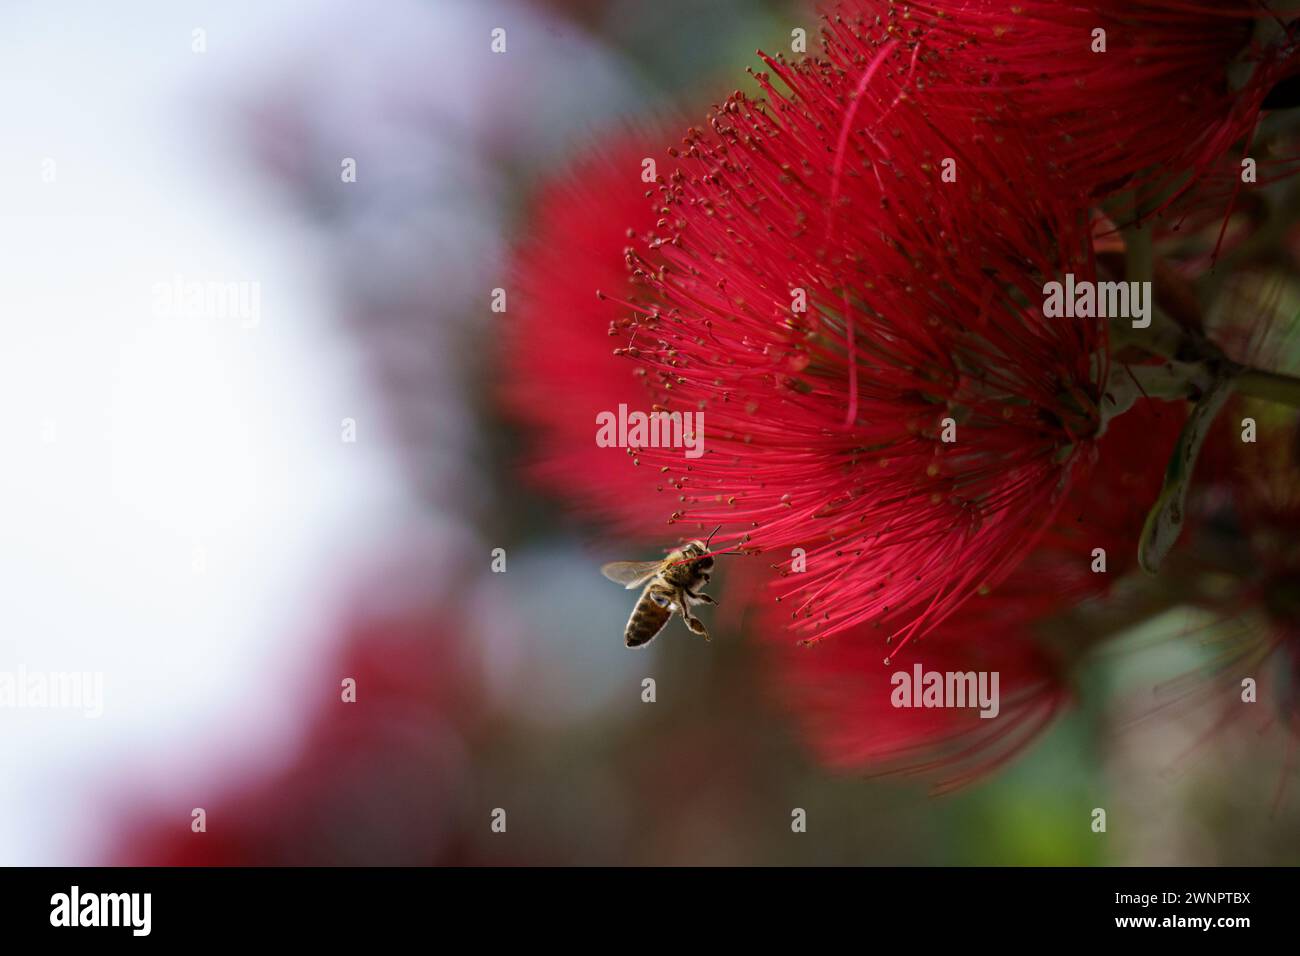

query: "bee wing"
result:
(600, 560), (663, 589)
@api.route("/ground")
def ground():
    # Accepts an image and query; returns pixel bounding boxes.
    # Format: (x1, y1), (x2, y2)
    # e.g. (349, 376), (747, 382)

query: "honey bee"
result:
(601, 527), (727, 648)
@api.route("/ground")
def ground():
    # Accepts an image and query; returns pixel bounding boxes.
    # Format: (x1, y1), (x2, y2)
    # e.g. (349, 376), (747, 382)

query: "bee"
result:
(601, 527), (728, 648)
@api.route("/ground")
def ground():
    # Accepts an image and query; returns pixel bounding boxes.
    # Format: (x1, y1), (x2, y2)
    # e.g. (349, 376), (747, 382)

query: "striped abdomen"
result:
(624, 582), (675, 647)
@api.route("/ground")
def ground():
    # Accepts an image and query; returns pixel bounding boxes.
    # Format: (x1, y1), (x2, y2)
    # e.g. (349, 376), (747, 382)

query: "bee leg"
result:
(685, 588), (718, 607)
(677, 594), (710, 641)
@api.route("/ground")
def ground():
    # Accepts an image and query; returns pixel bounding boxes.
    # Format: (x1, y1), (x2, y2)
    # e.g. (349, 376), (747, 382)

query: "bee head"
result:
(682, 540), (714, 570)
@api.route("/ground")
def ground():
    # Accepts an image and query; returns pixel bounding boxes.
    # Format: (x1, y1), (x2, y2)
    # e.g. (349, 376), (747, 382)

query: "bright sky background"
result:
(0, 0), (415, 864)
(0, 0), (648, 865)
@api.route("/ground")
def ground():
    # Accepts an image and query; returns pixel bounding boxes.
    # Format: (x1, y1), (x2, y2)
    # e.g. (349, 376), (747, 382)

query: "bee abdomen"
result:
(625, 594), (672, 648)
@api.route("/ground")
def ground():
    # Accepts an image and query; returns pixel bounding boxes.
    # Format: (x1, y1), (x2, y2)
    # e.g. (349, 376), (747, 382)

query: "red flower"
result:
(614, 24), (1106, 654)
(772, 398), (1185, 790)
(501, 127), (684, 537)
(906, 0), (1300, 223)
(775, 615), (1067, 793)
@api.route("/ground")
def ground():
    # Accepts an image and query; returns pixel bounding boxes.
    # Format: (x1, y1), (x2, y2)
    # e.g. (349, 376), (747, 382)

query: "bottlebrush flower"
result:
(776, 614), (1066, 793)
(905, 0), (1300, 221)
(500, 127), (688, 537)
(614, 23), (1107, 654)
(772, 398), (1185, 791)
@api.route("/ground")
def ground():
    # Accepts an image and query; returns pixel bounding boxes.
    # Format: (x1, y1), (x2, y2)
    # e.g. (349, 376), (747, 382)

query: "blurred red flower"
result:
(115, 601), (491, 866)
(1178, 397), (1300, 751)
(772, 398), (1186, 790)
(500, 126), (686, 538)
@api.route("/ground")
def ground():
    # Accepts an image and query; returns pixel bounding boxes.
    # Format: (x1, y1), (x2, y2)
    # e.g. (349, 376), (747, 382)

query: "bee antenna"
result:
(700, 526), (746, 559)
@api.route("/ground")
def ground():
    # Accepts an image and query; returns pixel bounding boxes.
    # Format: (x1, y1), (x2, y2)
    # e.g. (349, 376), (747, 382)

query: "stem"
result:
(1123, 221), (1153, 286)
(1139, 374), (1235, 575)
(1105, 180), (1300, 410)
(1112, 350), (1300, 411)
(1235, 367), (1300, 408)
